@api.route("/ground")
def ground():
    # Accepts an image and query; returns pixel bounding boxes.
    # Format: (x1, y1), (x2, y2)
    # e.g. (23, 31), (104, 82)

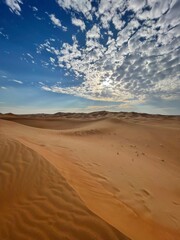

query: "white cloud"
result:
(38, 82), (44, 85)
(42, 86), (51, 91)
(50, 57), (55, 64)
(86, 25), (101, 39)
(49, 14), (62, 27)
(37, 39), (60, 56)
(5, 0), (23, 15)
(1, 86), (7, 90)
(128, 0), (146, 12)
(98, 0), (126, 29)
(72, 17), (86, 31)
(112, 13), (124, 30)
(27, 53), (33, 59)
(49, 14), (67, 31)
(12, 79), (23, 84)
(56, 0), (92, 20)
(149, 1), (171, 19)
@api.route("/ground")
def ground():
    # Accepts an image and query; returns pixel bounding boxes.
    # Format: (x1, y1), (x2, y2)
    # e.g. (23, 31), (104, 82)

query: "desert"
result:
(1, 0), (180, 239)
(0, 112), (180, 240)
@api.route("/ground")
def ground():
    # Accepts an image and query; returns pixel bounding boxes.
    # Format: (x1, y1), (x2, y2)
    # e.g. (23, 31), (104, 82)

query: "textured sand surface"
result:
(0, 112), (180, 240)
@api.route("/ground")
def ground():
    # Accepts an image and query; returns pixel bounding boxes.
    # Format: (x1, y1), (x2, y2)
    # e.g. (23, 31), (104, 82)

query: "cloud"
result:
(56, 0), (92, 20)
(38, 82), (44, 85)
(50, 57), (55, 63)
(32, 6), (38, 12)
(128, 0), (146, 12)
(5, 0), (23, 15)
(86, 25), (101, 39)
(49, 14), (61, 27)
(98, 0), (126, 29)
(39, 0), (180, 107)
(71, 17), (86, 31)
(1, 86), (7, 90)
(26, 53), (33, 59)
(112, 13), (125, 30)
(49, 14), (67, 31)
(12, 79), (23, 84)
(0, 30), (9, 39)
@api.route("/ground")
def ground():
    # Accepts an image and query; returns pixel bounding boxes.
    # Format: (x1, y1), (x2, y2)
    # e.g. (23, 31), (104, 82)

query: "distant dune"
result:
(0, 111), (180, 240)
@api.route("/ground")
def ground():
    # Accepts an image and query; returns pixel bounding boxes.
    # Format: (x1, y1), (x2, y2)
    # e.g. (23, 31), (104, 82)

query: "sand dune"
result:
(0, 112), (180, 240)
(0, 134), (128, 240)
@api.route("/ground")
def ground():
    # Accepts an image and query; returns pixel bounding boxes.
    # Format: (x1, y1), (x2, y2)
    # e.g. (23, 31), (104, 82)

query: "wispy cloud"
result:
(12, 79), (23, 84)
(5, 0), (23, 15)
(32, 6), (38, 12)
(1, 86), (7, 90)
(26, 53), (33, 59)
(49, 14), (67, 31)
(0, 30), (9, 39)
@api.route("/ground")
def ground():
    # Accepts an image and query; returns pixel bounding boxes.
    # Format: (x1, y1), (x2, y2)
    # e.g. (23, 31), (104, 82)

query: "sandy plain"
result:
(0, 111), (180, 240)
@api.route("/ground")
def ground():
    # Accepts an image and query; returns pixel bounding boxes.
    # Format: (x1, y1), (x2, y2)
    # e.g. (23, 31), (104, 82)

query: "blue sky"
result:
(0, 0), (179, 114)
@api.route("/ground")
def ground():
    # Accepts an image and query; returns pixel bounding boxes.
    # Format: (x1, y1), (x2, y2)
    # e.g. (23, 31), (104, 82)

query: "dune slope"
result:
(0, 134), (128, 240)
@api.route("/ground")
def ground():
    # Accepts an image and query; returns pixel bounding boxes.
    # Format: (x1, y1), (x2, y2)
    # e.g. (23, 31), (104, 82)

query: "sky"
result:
(0, 0), (180, 114)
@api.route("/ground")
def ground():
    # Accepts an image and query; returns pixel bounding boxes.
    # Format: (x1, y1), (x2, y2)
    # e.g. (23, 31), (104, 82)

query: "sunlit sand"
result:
(0, 112), (180, 240)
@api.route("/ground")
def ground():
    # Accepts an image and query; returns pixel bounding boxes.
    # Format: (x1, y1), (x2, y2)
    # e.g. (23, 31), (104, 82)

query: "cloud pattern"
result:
(4, 0), (180, 106)
(41, 0), (180, 105)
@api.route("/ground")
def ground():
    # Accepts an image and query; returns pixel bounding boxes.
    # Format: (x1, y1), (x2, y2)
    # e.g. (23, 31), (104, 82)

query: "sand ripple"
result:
(0, 135), (129, 240)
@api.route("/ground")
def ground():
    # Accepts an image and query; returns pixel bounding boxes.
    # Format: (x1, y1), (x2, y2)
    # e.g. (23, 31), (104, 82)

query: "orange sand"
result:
(0, 112), (180, 240)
